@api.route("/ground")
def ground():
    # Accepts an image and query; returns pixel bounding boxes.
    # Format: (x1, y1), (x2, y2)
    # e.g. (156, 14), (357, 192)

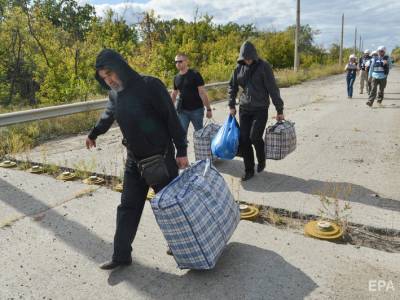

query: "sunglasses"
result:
(175, 60), (183, 64)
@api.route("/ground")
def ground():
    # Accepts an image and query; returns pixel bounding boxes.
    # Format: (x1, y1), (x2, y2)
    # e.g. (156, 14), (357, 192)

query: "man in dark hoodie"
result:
(228, 41), (284, 181)
(86, 49), (188, 270)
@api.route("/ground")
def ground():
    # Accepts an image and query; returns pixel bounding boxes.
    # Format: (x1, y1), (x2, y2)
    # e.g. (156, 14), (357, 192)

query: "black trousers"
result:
(368, 77), (387, 103)
(112, 144), (178, 263)
(239, 107), (268, 173)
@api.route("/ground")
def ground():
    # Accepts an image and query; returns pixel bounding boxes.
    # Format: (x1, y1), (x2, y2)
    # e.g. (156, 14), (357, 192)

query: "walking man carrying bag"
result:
(228, 41), (285, 181)
(86, 49), (188, 270)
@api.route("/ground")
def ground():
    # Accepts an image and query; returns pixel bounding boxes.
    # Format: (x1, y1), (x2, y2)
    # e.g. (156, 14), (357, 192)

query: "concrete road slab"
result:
(1, 169), (399, 299)
(15, 68), (400, 230)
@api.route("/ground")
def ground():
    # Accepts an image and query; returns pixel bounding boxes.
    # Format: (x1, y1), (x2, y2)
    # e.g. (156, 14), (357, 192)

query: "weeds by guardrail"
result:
(0, 81), (229, 127)
(0, 64), (344, 157)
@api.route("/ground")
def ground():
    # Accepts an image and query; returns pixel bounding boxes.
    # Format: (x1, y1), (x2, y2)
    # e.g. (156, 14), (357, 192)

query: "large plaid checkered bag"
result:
(151, 160), (240, 270)
(264, 120), (296, 160)
(193, 122), (221, 161)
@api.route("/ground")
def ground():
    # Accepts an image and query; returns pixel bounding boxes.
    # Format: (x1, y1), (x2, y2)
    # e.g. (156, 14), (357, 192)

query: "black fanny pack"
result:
(136, 153), (170, 187)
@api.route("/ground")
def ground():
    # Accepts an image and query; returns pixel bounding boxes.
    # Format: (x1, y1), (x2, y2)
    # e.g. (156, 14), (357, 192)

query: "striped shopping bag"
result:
(193, 121), (221, 161)
(151, 160), (240, 269)
(264, 120), (296, 160)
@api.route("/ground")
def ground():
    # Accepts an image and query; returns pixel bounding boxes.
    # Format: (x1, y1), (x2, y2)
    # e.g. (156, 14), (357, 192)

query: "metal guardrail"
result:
(0, 99), (108, 127)
(203, 81), (229, 88)
(0, 81), (229, 127)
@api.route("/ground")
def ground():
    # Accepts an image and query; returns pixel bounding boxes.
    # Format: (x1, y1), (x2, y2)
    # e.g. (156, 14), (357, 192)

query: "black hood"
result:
(95, 49), (141, 90)
(237, 41), (259, 64)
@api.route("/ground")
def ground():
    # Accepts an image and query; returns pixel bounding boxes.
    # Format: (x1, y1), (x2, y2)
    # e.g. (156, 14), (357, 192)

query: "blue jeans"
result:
(346, 74), (356, 97)
(178, 107), (204, 141)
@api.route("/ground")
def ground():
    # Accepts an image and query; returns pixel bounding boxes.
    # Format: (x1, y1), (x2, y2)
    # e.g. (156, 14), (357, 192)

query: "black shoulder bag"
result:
(132, 148), (170, 186)
(123, 138), (170, 187)
(136, 151), (170, 187)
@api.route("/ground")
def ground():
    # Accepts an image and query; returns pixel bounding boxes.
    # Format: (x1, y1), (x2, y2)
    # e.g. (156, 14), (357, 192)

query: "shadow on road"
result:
(107, 242), (318, 299)
(350, 97), (400, 101)
(0, 178), (318, 298)
(217, 160), (400, 212)
(0, 178), (113, 263)
(372, 105), (400, 109)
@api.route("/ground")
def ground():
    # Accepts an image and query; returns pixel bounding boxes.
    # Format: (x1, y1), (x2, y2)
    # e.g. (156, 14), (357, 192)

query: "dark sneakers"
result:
(241, 171), (255, 181)
(99, 260), (132, 270)
(377, 99), (383, 104)
(257, 161), (266, 173)
(366, 100), (373, 107)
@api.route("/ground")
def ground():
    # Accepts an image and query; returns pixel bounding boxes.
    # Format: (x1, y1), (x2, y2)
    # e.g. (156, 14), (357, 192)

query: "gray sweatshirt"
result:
(228, 41), (284, 114)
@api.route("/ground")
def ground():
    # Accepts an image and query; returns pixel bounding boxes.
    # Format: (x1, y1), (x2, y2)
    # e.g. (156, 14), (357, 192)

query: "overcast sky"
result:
(84, 0), (400, 53)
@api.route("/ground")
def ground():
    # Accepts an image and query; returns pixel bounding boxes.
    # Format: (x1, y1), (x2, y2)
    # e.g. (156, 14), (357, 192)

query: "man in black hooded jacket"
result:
(228, 41), (285, 181)
(86, 49), (188, 269)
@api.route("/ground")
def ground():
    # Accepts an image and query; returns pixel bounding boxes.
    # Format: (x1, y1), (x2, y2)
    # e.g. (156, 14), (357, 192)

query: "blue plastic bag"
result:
(211, 115), (239, 160)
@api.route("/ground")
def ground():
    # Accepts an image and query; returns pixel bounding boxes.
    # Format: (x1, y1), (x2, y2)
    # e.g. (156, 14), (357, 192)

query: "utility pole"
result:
(294, 0), (300, 72)
(339, 13), (344, 65)
(359, 35), (362, 54)
(354, 27), (357, 54)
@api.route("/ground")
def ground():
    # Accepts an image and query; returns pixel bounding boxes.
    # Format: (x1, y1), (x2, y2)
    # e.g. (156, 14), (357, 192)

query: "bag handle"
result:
(154, 160), (211, 208)
(233, 116), (240, 129)
(202, 159), (212, 176)
(178, 159), (211, 176)
(269, 119), (295, 132)
(269, 120), (285, 132)
(204, 118), (217, 127)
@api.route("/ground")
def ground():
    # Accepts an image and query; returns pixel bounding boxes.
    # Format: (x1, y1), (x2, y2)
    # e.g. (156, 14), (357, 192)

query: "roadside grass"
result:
(206, 64), (344, 100)
(0, 111), (101, 158)
(0, 64), (343, 158)
(72, 158), (97, 179)
(275, 64), (343, 87)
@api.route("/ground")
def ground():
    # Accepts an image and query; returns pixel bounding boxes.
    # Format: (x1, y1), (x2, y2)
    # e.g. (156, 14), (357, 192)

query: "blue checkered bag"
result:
(193, 122), (221, 161)
(151, 160), (240, 269)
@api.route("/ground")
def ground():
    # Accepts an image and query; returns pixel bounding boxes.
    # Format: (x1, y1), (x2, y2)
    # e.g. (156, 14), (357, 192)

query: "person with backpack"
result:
(365, 50), (378, 95)
(359, 50), (371, 94)
(366, 46), (392, 106)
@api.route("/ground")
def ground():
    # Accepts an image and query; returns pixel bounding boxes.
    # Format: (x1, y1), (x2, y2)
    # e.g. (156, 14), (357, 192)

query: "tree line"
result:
(1, 0), (355, 108)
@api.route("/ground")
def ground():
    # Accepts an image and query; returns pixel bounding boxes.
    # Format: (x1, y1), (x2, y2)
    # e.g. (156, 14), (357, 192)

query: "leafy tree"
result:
(0, 4), (341, 108)
(391, 46), (400, 62)
(33, 0), (96, 41)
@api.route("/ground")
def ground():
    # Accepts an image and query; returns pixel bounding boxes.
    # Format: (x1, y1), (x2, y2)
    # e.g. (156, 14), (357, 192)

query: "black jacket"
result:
(228, 41), (284, 114)
(89, 49), (187, 158)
